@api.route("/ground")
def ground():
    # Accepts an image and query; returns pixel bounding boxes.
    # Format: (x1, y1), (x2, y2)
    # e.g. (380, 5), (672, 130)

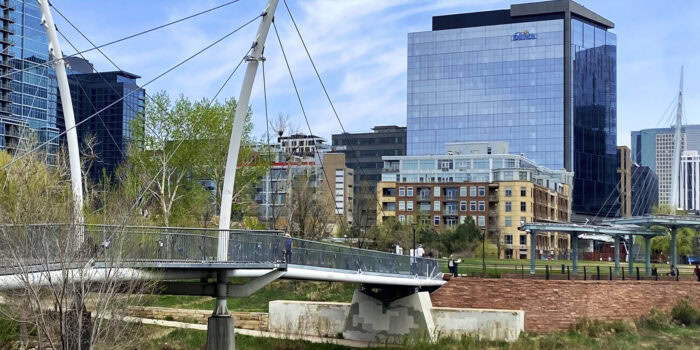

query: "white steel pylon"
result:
(38, 0), (84, 232)
(670, 66), (684, 209)
(218, 0), (279, 261)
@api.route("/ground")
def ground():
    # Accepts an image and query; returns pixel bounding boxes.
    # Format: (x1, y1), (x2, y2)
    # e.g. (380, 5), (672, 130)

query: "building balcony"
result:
(444, 193), (458, 200)
(382, 167), (399, 173)
(443, 208), (458, 216)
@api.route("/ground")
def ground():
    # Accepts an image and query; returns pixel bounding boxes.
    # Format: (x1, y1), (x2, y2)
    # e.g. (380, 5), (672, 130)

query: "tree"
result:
(340, 180), (377, 249)
(127, 92), (266, 227)
(0, 143), (151, 349)
(650, 227), (697, 257)
(287, 174), (333, 240)
(440, 219), (482, 256)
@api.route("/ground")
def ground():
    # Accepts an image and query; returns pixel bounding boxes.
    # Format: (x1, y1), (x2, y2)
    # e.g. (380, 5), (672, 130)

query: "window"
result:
(478, 201), (485, 211)
(470, 186), (477, 196)
(434, 186), (441, 197)
(520, 187), (526, 196)
(504, 235), (513, 244)
(478, 186), (485, 196)
(434, 215), (440, 225)
(470, 201), (476, 211)
(399, 215), (405, 223)
(460, 186), (467, 196)
(520, 202), (526, 212)
(460, 201), (467, 211)
(460, 216), (467, 224)
(477, 216), (485, 227)
(505, 186), (512, 197)
(434, 201), (440, 211)
(520, 235), (527, 246)
(399, 187), (405, 197)
(407, 187), (413, 197)
(505, 217), (512, 227)
(407, 201), (413, 211)
(505, 201), (512, 212)
(399, 201), (405, 211)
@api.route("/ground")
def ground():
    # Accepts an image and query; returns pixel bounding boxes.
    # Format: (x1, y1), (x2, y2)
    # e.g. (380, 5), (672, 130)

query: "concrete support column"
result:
(644, 236), (652, 276)
(628, 235), (634, 277)
(614, 235), (620, 276)
(671, 227), (678, 269)
(343, 289), (435, 343)
(206, 270), (234, 350)
(529, 230), (537, 275)
(571, 233), (578, 275)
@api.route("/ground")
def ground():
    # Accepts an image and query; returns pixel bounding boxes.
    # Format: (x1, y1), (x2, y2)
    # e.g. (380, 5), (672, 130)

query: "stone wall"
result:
(269, 301), (349, 337)
(127, 307), (268, 330)
(431, 278), (700, 332)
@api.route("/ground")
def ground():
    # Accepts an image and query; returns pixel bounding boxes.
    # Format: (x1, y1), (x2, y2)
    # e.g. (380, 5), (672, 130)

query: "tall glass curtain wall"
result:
(8, 0), (56, 161)
(407, 20), (565, 170)
(571, 18), (617, 215)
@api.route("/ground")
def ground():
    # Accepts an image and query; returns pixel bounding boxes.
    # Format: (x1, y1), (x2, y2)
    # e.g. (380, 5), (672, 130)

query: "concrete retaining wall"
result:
(127, 306), (268, 330)
(432, 307), (524, 342)
(269, 301), (348, 337)
(268, 297), (523, 342)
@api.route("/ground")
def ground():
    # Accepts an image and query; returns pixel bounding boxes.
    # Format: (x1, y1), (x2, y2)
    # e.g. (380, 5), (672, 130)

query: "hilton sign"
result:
(512, 30), (537, 41)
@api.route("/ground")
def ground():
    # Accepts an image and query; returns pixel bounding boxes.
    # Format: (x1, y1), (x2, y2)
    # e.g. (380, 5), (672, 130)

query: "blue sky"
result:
(51, 0), (700, 147)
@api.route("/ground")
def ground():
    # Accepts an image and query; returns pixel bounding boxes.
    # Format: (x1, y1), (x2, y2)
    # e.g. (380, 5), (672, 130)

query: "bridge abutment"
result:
(342, 288), (435, 343)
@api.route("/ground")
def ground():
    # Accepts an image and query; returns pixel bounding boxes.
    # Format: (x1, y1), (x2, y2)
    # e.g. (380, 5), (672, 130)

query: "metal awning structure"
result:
(604, 215), (700, 270)
(519, 220), (668, 276)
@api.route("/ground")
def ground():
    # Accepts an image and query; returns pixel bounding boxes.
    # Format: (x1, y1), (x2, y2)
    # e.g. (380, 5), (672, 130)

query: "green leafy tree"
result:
(440, 219), (482, 256)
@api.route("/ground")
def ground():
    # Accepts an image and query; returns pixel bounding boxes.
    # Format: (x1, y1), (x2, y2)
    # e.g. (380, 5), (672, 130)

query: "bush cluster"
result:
(670, 298), (700, 326)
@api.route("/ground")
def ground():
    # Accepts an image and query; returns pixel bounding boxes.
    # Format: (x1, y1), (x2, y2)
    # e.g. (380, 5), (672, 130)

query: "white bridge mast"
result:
(218, 0), (279, 261)
(670, 67), (684, 209)
(38, 0), (84, 230)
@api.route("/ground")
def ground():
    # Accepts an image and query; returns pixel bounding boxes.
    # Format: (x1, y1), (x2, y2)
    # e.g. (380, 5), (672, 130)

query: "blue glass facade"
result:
(2, 0), (57, 161)
(570, 18), (617, 215)
(408, 2), (617, 216)
(408, 19), (565, 170)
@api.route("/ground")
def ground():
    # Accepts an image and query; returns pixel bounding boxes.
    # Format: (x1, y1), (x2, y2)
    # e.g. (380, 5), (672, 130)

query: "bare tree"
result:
(0, 140), (153, 349)
(287, 173), (333, 241)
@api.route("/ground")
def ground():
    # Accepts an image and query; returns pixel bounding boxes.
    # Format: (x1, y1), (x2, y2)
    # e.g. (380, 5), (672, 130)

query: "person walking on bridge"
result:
(284, 233), (292, 264)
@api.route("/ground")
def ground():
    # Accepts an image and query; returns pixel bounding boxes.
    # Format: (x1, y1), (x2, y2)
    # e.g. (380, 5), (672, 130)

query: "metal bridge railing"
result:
(0, 224), (442, 280)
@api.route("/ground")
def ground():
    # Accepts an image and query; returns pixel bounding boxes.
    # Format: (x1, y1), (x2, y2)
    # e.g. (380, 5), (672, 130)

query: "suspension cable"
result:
(2, 15), (260, 171)
(0, 0), (247, 82)
(272, 21), (344, 225)
(281, 0), (388, 224)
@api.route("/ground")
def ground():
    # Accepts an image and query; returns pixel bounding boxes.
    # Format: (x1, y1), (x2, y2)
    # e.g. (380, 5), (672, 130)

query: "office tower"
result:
(332, 125), (406, 225)
(56, 57), (145, 180)
(0, 0), (58, 163)
(680, 150), (700, 211)
(630, 164), (657, 215)
(407, 0), (616, 217)
(631, 125), (700, 205)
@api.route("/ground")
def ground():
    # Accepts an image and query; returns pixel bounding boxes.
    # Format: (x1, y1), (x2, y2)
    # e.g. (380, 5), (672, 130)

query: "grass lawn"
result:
(134, 321), (700, 350)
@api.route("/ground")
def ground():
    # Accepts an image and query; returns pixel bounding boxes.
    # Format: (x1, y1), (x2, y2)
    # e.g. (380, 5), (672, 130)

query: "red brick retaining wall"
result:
(430, 278), (700, 332)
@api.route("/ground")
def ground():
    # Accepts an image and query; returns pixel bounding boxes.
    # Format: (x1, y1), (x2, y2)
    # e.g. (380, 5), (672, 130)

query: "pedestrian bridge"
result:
(0, 224), (445, 289)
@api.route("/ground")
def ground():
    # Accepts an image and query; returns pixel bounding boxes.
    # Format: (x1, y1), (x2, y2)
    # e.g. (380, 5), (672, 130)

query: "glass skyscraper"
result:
(407, 0), (617, 216)
(0, 0), (57, 162)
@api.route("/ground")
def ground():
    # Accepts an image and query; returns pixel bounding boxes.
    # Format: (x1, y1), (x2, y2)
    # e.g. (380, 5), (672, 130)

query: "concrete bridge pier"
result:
(343, 286), (435, 343)
(207, 269), (234, 350)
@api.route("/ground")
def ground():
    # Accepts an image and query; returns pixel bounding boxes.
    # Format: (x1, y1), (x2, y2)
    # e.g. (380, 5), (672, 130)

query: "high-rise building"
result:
(331, 125), (407, 226)
(56, 57), (145, 180)
(680, 150), (700, 211)
(0, 0), (58, 162)
(407, 0), (617, 217)
(630, 163), (657, 216)
(631, 125), (700, 205)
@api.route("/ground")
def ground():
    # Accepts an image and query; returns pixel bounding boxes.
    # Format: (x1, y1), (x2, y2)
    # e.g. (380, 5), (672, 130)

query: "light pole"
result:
(482, 228), (486, 274)
(412, 222), (417, 255)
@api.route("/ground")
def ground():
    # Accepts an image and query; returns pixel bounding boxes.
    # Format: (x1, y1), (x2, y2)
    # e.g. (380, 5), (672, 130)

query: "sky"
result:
(50, 0), (700, 148)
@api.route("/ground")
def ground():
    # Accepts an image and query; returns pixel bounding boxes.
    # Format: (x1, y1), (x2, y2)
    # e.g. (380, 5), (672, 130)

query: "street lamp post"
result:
(412, 222), (417, 255)
(482, 228), (486, 274)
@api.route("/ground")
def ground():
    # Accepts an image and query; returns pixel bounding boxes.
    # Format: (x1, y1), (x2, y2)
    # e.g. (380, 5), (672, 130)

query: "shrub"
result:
(670, 299), (700, 326)
(637, 309), (673, 330)
(571, 318), (635, 338)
